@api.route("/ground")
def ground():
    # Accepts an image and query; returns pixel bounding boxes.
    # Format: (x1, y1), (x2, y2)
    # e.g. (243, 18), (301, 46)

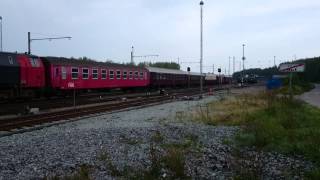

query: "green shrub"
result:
(238, 96), (320, 166)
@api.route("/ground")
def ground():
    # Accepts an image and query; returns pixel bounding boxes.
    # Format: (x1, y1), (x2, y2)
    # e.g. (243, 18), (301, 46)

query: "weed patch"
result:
(232, 93), (320, 178)
(97, 132), (198, 179)
(192, 93), (267, 125)
(98, 152), (122, 177)
(51, 164), (91, 180)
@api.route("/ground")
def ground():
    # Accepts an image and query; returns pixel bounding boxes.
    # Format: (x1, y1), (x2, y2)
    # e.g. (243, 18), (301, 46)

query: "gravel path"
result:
(298, 84), (320, 108)
(0, 89), (314, 179)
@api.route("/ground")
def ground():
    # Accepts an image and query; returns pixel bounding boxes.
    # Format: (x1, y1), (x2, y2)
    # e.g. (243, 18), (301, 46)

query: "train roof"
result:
(189, 72), (202, 76)
(146, 66), (188, 75)
(146, 66), (205, 76)
(42, 56), (144, 69)
(0, 51), (39, 57)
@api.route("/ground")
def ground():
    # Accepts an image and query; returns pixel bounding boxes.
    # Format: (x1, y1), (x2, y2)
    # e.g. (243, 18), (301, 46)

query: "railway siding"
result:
(0, 86), (313, 179)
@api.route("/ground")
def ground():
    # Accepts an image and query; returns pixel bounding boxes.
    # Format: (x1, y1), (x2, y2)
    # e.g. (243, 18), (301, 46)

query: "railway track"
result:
(0, 83), (262, 133)
(0, 86), (210, 116)
(0, 90), (202, 132)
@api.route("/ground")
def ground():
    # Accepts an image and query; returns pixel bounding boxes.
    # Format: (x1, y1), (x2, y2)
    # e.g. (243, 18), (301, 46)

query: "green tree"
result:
(148, 62), (180, 70)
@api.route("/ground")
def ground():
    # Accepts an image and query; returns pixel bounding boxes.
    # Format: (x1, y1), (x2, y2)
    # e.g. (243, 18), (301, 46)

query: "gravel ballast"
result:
(0, 93), (314, 179)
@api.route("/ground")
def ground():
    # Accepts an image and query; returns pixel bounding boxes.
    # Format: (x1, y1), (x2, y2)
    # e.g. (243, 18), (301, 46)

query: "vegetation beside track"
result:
(191, 85), (320, 178)
(277, 74), (315, 95)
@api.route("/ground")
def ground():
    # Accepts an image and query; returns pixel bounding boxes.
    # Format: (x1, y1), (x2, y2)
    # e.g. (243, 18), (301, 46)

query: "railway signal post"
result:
(242, 44), (246, 85)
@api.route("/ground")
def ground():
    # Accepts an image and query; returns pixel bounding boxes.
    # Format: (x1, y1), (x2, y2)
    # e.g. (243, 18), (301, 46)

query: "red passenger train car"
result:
(42, 57), (149, 91)
(0, 52), (233, 99)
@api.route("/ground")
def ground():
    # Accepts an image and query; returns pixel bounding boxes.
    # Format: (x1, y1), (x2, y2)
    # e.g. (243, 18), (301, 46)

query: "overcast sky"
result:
(1, 0), (320, 73)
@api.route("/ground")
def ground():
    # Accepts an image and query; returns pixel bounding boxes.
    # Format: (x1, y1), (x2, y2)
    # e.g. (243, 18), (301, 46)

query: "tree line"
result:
(73, 56), (181, 70)
(233, 56), (320, 83)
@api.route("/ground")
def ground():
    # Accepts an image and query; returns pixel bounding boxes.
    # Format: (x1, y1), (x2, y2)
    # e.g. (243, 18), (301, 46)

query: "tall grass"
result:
(191, 86), (320, 178)
(235, 94), (320, 179)
(238, 96), (320, 165)
(192, 93), (267, 126)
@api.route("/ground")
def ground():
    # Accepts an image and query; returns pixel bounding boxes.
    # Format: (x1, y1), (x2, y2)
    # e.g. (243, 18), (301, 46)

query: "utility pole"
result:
(28, 32), (31, 54)
(274, 56), (276, 67)
(28, 32), (72, 54)
(199, 0), (204, 94)
(228, 56), (231, 76)
(213, 64), (214, 74)
(233, 56), (235, 75)
(131, 46), (134, 64)
(130, 46), (159, 65)
(0, 16), (2, 52)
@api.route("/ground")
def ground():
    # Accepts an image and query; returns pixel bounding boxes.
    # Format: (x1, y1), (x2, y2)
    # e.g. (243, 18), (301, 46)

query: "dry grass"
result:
(192, 93), (268, 125)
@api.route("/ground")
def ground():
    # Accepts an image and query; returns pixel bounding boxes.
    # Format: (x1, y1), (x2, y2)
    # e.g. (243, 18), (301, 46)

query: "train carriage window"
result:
(8, 56), (13, 65)
(109, 70), (114, 80)
(71, 67), (79, 79)
(92, 68), (98, 79)
(61, 67), (67, 80)
(134, 71), (139, 79)
(116, 70), (121, 79)
(144, 72), (147, 80)
(123, 71), (127, 80)
(129, 71), (133, 79)
(140, 72), (144, 80)
(101, 69), (107, 79)
(82, 68), (89, 79)
(29, 58), (40, 67)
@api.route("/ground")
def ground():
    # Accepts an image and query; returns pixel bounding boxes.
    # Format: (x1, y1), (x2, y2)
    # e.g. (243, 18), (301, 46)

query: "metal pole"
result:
(233, 56), (235, 74)
(28, 32), (31, 54)
(228, 56), (231, 76)
(0, 16), (2, 52)
(73, 83), (76, 108)
(131, 46), (134, 64)
(218, 71), (221, 88)
(242, 44), (245, 70)
(274, 56), (276, 67)
(213, 64), (214, 74)
(242, 44), (246, 84)
(200, 0), (204, 94)
(188, 72), (190, 89)
(289, 72), (293, 98)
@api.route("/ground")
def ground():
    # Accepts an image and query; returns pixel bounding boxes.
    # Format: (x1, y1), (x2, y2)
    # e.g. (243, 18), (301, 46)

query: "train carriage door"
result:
(54, 66), (61, 86)
(18, 57), (28, 87)
(61, 66), (67, 80)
